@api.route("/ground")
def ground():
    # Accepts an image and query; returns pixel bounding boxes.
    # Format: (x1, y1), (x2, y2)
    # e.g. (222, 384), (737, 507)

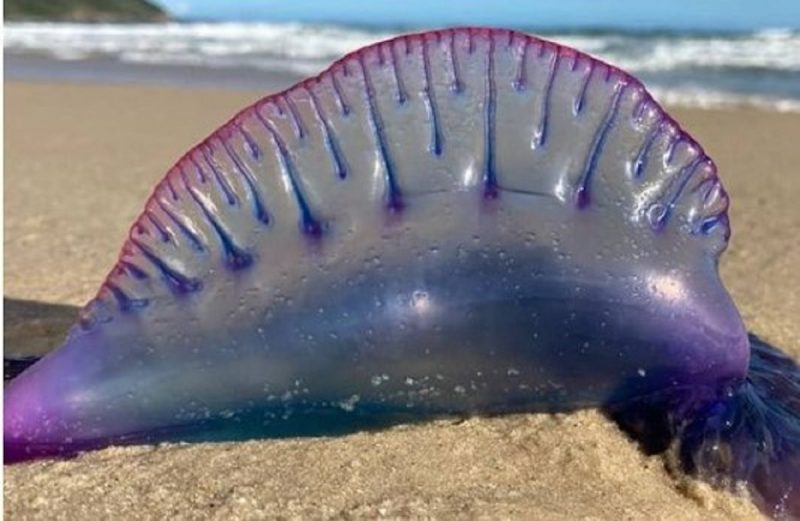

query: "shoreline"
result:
(6, 51), (800, 114)
(5, 80), (798, 519)
(4, 53), (305, 94)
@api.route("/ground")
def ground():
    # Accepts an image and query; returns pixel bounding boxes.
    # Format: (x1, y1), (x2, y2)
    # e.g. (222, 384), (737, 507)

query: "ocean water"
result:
(5, 22), (800, 112)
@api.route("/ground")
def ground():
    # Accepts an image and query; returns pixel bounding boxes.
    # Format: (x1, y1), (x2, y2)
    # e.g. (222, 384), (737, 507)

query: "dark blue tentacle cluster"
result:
(610, 334), (800, 518)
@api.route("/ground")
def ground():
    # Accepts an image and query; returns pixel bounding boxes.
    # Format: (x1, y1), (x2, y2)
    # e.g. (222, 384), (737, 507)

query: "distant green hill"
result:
(5, 0), (169, 23)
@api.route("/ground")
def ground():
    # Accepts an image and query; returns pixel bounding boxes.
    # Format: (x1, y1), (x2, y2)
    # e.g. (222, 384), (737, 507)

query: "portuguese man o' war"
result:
(4, 28), (799, 518)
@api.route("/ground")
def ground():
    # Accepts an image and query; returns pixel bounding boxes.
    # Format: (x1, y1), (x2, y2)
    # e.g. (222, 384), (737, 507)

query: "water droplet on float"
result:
(410, 290), (432, 314)
(647, 204), (668, 228)
(337, 394), (360, 412)
(371, 374), (389, 387)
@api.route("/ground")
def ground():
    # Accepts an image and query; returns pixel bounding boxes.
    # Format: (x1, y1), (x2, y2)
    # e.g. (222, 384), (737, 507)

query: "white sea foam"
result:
(567, 30), (800, 72)
(648, 87), (800, 113)
(5, 22), (800, 112)
(4, 22), (391, 75)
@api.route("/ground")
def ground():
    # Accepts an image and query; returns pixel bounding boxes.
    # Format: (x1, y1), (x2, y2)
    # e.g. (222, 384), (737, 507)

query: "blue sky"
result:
(155, 0), (800, 31)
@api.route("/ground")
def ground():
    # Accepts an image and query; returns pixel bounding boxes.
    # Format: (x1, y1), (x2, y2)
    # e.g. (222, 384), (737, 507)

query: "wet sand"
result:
(5, 80), (799, 519)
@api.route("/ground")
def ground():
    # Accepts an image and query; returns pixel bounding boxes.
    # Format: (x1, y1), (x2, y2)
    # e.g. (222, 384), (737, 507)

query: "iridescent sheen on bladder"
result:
(4, 28), (798, 518)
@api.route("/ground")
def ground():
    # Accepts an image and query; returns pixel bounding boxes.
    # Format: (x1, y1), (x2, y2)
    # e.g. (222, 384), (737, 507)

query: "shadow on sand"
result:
(4, 298), (78, 380)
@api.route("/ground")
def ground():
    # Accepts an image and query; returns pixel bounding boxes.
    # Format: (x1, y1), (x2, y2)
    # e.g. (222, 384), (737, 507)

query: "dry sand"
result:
(4, 80), (799, 519)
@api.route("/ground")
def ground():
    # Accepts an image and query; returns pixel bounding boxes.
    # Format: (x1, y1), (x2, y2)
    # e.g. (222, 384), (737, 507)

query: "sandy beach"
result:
(4, 80), (799, 519)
